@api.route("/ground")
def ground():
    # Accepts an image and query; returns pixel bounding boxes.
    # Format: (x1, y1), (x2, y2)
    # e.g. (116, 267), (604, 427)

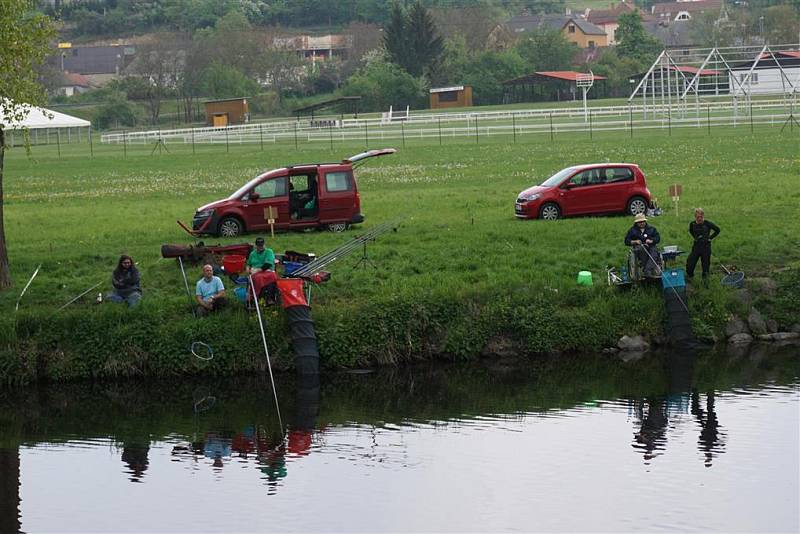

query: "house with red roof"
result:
(586, 1), (652, 45)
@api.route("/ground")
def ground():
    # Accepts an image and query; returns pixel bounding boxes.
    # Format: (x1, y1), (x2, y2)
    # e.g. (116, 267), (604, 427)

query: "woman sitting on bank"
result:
(108, 254), (142, 307)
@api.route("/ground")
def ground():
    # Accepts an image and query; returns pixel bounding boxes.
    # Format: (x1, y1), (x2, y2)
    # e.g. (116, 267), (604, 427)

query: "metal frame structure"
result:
(629, 44), (799, 120)
(576, 71), (596, 122)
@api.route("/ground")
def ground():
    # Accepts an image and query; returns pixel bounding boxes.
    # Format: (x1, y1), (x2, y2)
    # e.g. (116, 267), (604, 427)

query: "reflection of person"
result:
(691, 390), (725, 467)
(247, 237), (275, 273)
(686, 208), (720, 281)
(195, 264), (226, 316)
(121, 443), (150, 482)
(108, 255), (142, 306)
(632, 397), (669, 461)
(624, 214), (661, 278)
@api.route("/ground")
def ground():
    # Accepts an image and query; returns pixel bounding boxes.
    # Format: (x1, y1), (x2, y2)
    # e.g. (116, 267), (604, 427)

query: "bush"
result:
(93, 93), (138, 130)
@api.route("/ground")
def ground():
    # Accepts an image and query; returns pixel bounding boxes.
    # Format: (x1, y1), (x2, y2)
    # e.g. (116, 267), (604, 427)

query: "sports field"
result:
(1, 121), (798, 379)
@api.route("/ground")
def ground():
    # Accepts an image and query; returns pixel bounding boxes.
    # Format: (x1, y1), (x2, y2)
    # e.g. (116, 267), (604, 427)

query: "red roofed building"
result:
(59, 72), (93, 97)
(586, 1), (653, 45)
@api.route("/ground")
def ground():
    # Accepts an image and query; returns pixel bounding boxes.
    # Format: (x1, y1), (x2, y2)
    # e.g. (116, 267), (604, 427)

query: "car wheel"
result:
(218, 217), (243, 237)
(539, 203), (561, 220)
(627, 196), (648, 216)
(327, 222), (348, 232)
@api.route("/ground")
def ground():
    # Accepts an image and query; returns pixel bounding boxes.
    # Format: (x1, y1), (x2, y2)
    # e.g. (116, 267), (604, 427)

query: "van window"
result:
(325, 171), (352, 192)
(606, 168), (634, 183)
(254, 176), (287, 198)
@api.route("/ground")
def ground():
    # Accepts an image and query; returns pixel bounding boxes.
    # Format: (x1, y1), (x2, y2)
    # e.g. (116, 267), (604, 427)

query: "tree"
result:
(126, 34), (184, 125)
(0, 1), (55, 289)
(616, 12), (662, 64)
(200, 62), (260, 99)
(340, 53), (427, 111)
(383, 1), (444, 79)
(516, 29), (577, 72)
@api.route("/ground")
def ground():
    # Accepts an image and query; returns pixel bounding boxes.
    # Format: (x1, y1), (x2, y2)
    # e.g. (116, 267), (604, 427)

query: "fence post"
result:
(294, 122), (298, 150)
(749, 102), (753, 133)
(364, 121), (369, 148)
(475, 116), (479, 144)
(707, 105), (711, 136)
(401, 121), (405, 148)
(123, 130), (127, 158)
(589, 111), (593, 140)
(668, 109), (671, 136)
(56, 128), (61, 158)
(89, 126), (93, 158)
(512, 113), (516, 143)
(549, 112), (554, 142)
(438, 118), (442, 145)
(192, 127), (196, 155)
(260, 123), (264, 151)
(225, 127), (230, 153)
(629, 106), (633, 138)
(329, 122), (333, 150)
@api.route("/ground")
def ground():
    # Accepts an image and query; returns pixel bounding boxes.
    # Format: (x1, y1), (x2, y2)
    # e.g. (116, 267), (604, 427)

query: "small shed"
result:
(204, 97), (249, 127)
(430, 86), (473, 109)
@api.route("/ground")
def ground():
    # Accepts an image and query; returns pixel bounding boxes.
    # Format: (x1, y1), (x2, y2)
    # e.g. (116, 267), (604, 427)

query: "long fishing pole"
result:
(249, 274), (283, 431)
(15, 264), (42, 312)
(292, 221), (396, 277)
(57, 281), (103, 312)
(177, 256), (197, 317)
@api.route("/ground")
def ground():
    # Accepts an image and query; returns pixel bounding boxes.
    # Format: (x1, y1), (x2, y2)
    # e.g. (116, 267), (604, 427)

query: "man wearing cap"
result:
(686, 207), (720, 281)
(624, 213), (661, 278)
(246, 237), (275, 273)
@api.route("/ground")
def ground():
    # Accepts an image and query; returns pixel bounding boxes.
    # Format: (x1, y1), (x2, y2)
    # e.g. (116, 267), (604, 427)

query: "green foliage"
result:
(200, 62), (260, 99)
(93, 92), (138, 130)
(590, 49), (647, 97)
(383, 1), (444, 79)
(515, 29), (577, 72)
(340, 55), (427, 111)
(459, 50), (527, 105)
(616, 12), (661, 64)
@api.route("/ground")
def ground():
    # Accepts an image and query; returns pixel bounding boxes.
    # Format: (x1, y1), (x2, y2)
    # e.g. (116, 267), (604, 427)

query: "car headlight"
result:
(522, 193), (541, 201)
(195, 209), (214, 218)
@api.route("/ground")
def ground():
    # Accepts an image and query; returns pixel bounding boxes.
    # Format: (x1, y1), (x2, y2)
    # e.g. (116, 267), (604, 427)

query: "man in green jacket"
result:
(247, 237), (275, 273)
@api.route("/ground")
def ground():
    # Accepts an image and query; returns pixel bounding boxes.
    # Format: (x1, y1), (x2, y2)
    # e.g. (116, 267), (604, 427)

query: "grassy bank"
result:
(1, 122), (798, 384)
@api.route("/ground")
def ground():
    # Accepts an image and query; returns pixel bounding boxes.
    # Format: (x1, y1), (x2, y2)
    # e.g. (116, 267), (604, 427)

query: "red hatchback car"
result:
(192, 149), (396, 236)
(515, 163), (653, 220)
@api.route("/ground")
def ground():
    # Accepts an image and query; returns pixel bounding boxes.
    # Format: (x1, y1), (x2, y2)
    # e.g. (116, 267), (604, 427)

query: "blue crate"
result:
(282, 261), (304, 275)
(662, 268), (686, 289)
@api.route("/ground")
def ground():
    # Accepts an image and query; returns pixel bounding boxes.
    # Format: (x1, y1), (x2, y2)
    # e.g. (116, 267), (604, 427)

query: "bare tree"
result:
(127, 34), (184, 125)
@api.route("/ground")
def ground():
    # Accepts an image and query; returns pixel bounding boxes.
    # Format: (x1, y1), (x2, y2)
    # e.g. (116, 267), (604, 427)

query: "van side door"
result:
(242, 176), (290, 230)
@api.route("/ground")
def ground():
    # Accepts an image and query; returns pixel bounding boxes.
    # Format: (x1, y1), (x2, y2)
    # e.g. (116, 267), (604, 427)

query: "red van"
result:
(514, 163), (653, 220)
(192, 148), (396, 236)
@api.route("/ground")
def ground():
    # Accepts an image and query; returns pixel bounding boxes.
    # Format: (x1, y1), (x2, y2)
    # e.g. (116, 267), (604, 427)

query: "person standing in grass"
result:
(686, 208), (720, 281)
(246, 237), (275, 273)
(196, 264), (226, 316)
(108, 255), (142, 307)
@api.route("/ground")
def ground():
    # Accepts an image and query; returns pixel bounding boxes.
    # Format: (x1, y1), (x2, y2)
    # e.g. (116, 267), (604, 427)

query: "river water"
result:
(1, 344), (798, 533)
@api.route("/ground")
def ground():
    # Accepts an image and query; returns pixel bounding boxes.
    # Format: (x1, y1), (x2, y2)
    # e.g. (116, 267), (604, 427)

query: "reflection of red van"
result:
(192, 149), (396, 236)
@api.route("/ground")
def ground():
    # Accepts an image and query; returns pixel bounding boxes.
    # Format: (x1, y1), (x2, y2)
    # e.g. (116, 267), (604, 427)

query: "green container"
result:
(577, 271), (593, 286)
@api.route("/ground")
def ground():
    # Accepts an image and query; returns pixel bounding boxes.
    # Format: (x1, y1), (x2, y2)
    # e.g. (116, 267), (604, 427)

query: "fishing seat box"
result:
(662, 268), (686, 290)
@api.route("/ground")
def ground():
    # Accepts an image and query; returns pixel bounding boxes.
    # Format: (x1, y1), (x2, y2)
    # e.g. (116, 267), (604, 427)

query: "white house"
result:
(728, 51), (800, 96)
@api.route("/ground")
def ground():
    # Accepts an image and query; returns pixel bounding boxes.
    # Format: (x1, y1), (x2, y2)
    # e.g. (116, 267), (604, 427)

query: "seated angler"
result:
(107, 255), (142, 307)
(246, 237), (275, 273)
(195, 264), (227, 316)
(624, 213), (661, 278)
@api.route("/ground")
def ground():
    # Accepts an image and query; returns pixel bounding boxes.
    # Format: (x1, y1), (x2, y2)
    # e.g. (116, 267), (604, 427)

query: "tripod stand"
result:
(151, 137), (170, 155)
(780, 112), (799, 133)
(352, 239), (377, 269)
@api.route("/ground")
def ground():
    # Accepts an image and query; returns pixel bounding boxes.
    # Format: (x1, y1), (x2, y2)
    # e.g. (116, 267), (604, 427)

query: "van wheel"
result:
(627, 197), (648, 216)
(327, 222), (348, 232)
(539, 203), (561, 220)
(218, 217), (243, 237)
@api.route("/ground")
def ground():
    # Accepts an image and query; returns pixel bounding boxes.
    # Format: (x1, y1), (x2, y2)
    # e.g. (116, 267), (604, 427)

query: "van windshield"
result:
(540, 167), (578, 187)
(229, 174), (267, 199)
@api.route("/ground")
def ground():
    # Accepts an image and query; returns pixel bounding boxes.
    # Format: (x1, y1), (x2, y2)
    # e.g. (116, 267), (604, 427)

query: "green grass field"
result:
(1, 119), (798, 381)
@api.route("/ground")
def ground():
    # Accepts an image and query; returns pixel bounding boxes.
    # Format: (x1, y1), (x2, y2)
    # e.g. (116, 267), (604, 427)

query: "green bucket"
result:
(577, 271), (593, 286)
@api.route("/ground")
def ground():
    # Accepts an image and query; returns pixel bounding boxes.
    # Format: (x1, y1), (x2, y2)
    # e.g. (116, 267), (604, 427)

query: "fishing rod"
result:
(638, 245), (690, 314)
(249, 274), (284, 431)
(15, 264), (42, 312)
(57, 281), (104, 312)
(291, 220), (397, 278)
(177, 256), (197, 317)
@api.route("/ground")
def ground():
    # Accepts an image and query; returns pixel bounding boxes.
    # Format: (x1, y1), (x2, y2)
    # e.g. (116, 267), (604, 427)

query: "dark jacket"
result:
(625, 224), (661, 246)
(688, 220), (720, 247)
(112, 267), (141, 296)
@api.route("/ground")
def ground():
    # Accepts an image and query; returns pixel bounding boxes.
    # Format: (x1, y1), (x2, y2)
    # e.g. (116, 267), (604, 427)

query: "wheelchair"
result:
(627, 245), (663, 282)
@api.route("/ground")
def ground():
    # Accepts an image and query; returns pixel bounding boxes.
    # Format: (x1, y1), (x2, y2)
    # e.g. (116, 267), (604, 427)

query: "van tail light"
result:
(355, 192), (361, 209)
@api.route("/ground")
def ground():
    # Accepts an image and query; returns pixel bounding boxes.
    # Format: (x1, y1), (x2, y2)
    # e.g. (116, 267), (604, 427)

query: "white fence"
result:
(100, 98), (798, 147)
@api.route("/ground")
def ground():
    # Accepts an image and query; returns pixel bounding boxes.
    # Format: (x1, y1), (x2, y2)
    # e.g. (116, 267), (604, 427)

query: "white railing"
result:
(100, 98), (797, 146)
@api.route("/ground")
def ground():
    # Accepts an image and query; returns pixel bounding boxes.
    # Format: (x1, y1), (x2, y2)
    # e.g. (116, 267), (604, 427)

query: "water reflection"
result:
(0, 343), (797, 532)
